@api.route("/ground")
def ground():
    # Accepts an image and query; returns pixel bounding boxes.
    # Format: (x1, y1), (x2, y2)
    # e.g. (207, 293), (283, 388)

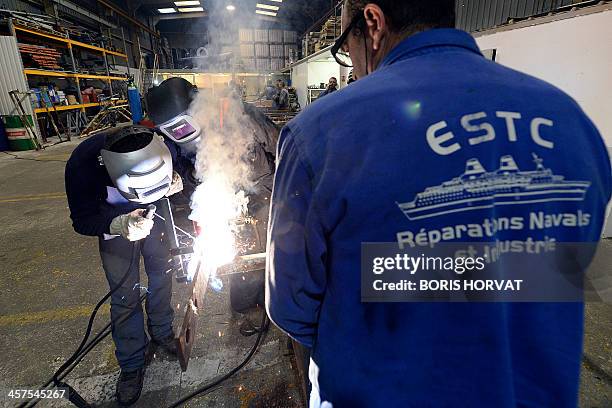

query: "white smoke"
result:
(183, 4), (270, 282)
(186, 90), (256, 281)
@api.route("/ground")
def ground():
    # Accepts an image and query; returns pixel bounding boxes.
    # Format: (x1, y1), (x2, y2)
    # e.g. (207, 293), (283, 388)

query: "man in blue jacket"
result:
(65, 126), (183, 406)
(266, 1), (612, 407)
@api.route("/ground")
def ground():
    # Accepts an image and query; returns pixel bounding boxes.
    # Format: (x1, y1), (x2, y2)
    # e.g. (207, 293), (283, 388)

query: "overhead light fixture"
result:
(226, 5), (236, 11)
(178, 6), (204, 12)
(158, 8), (177, 13)
(256, 3), (279, 11)
(255, 10), (277, 16)
(268, 0), (283, 2)
(174, 1), (200, 5)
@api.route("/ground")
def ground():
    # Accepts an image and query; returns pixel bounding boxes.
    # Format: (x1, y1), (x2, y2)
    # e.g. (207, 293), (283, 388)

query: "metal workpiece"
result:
(174, 252), (267, 372)
(156, 197), (191, 282)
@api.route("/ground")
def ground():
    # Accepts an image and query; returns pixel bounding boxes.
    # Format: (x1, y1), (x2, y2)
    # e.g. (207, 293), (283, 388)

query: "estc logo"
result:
(427, 111), (555, 155)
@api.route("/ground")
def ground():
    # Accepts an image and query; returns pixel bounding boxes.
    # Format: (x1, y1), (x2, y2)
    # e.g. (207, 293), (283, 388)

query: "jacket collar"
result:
(379, 29), (483, 68)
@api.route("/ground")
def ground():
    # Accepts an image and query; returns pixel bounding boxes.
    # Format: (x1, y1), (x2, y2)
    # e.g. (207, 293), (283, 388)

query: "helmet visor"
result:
(158, 114), (200, 143)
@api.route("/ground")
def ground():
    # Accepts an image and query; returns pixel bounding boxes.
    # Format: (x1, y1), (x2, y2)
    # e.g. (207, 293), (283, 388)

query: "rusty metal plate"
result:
(174, 253), (266, 371)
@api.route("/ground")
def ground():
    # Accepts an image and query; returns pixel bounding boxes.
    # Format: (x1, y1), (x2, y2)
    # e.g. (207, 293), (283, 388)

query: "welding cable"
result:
(51, 205), (157, 407)
(17, 242), (142, 408)
(57, 292), (148, 383)
(51, 241), (141, 407)
(18, 293), (148, 408)
(167, 310), (270, 407)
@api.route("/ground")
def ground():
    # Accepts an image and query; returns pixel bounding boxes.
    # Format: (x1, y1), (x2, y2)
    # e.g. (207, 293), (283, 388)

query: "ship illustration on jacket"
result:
(398, 154), (591, 220)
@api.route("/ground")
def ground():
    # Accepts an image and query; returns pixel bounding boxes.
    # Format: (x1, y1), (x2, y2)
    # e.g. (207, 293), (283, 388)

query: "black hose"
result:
(52, 241), (140, 384)
(18, 293), (147, 408)
(167, 310), (269, 408)
(17, 242), (141, 408)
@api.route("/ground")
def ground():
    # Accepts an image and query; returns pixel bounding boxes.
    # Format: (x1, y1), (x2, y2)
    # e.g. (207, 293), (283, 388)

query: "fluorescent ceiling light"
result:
(268, 0), (283, 2)
(257, 3), (279, 11)
(174, 1), (200, 5)
(255, 9), (277, 16)
(158, 8), (177, 13)
(226, 5), (236, 11)
(178, 6), (204, 12)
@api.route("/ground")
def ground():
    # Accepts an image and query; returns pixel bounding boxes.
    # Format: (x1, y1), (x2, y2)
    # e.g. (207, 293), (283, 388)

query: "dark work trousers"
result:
(98, 219), (174, 371)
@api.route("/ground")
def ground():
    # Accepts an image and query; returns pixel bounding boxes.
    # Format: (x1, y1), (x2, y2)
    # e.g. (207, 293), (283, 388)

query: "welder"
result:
(65, 125), (184, 406)
(145, 77), (279, 314)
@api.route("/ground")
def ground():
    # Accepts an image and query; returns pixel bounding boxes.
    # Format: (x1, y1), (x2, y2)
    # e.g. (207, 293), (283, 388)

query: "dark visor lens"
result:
(162, 118), (196, 140)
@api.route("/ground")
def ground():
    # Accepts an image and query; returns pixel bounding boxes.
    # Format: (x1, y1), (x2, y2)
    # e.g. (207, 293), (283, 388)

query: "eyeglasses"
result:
(331, 13), (365, 68)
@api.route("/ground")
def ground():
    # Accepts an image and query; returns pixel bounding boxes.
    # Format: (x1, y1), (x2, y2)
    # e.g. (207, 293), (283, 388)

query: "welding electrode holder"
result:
(143, 204), (157, 220)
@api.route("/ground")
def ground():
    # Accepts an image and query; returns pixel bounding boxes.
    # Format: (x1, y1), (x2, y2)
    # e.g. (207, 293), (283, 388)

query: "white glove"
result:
(166, 171), (184, 197)
(109, 209), (154, 241)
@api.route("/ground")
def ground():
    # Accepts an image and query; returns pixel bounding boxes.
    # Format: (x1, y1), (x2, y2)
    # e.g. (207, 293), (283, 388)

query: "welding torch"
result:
(143, 203), (156, 220)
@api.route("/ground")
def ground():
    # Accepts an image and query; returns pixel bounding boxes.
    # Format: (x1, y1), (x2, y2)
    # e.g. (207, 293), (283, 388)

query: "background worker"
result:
(318, 77), (339, 98)
(266, 1), (612, 407)
(264, 80), (277, 101)
(65, 126), (183, 406)
(273, 80), (290, 110)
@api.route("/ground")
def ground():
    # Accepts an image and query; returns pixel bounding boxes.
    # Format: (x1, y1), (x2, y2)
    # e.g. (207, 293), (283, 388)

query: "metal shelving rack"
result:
(8, 19), (129, 119)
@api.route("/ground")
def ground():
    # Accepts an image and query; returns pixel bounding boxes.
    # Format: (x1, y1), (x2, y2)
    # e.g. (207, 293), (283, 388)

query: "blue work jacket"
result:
(266, 29), (611, 407)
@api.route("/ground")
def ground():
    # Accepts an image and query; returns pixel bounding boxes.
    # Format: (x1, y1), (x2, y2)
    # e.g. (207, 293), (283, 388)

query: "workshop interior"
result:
(0, 0), (611, 407)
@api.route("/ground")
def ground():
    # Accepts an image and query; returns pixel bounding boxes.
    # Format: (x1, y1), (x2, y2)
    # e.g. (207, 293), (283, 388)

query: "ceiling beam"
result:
(96, 0), (159, 37)
(54, 0), (117, 28)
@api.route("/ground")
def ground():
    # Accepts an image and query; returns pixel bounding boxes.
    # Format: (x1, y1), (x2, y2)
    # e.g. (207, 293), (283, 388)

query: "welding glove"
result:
(166, 171), (184, 197)
(109, 209), (154, 241)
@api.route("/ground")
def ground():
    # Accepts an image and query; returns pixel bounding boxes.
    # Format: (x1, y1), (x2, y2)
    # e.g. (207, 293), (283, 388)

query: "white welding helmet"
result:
(100, 126), (173, 204)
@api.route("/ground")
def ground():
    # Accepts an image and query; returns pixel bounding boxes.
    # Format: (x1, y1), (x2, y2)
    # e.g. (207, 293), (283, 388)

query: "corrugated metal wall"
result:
(0, 35), (32, 117)
(456, 0), (579, 32)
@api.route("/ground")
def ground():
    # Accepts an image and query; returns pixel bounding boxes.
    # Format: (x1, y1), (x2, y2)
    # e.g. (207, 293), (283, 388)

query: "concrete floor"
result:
(0, 140), (610, 407)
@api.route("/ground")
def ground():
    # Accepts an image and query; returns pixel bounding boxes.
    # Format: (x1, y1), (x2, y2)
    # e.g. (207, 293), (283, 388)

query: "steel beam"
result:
(54, 0), (117, 28)
(97, 0), (160, 38)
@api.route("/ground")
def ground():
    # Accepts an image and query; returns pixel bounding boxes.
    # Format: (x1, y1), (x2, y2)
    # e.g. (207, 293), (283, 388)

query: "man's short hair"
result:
(330, 77), (337, 81)
(346, 0), (455, 33)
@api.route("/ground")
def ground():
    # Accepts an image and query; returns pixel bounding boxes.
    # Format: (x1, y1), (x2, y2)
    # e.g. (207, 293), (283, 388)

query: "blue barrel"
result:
(0, 118), (10, 151)
(128, 86), (143, 124)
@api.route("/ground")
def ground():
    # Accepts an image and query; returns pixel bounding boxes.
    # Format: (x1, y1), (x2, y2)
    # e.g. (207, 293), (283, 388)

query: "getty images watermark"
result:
(361, 242), (610, 302)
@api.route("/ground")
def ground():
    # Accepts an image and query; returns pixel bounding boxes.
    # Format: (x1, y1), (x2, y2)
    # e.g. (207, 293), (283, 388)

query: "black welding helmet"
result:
(146, 77), (201, 154)
(100, 126), (173, 204)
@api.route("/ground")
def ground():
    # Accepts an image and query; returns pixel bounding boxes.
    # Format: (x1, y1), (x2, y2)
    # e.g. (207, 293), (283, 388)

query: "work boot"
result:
(152, 333), (178, 356)
(116, 367), (144, 406)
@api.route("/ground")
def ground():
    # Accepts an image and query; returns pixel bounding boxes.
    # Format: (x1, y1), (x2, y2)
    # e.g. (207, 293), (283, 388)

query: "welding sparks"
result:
(187, 174), (249, 284)
(186, 92), (255, 292)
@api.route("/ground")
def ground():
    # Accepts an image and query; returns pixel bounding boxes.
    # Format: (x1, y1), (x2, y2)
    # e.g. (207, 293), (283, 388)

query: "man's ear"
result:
(363, 4), (387, 51)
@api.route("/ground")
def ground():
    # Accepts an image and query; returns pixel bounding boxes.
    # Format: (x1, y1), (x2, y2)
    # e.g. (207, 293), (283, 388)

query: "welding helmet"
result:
(146, 77), (200, 154)
(100, 126), (173, 204)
